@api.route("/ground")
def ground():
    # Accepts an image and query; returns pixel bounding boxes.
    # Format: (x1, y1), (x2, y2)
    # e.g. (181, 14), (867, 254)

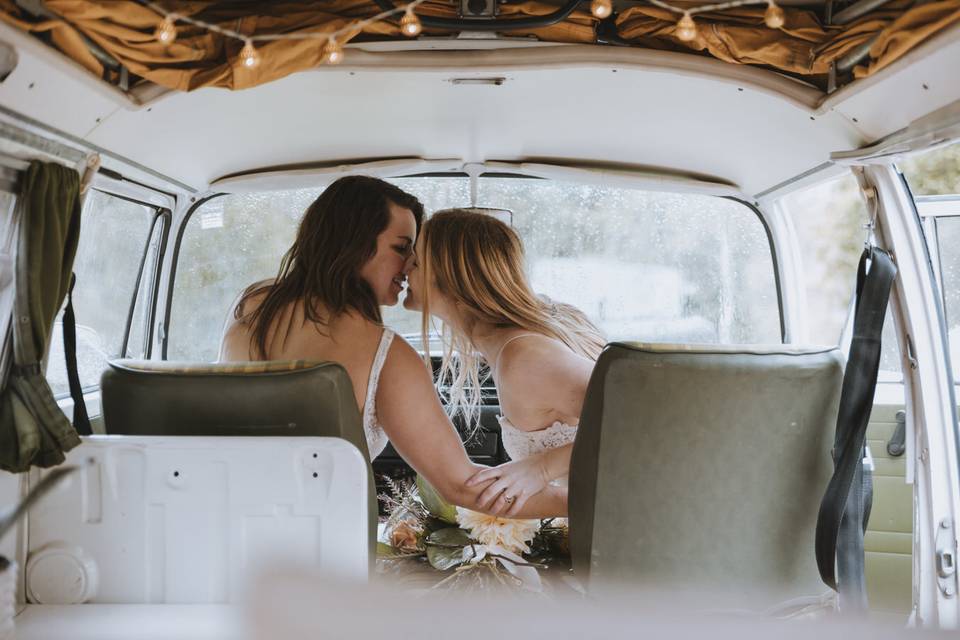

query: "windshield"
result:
(168, 176), (781, 362)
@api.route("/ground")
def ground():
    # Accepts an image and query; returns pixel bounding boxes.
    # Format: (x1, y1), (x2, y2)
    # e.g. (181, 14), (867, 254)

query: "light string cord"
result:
(145, 0), (787, 64)
(144, 0), (428, 43)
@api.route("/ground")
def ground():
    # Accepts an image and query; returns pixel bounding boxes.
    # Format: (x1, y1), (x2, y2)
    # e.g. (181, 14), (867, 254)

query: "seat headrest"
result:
(100, 359), (365, 455)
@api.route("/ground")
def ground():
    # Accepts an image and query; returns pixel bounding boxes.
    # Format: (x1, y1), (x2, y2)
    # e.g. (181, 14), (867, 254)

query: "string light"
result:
(240, 39), (260, 68)
(146, 0), (428, 67)
(764, 0), (785, 28)
(146, 0), (794, 68)
(154, 14), (177, 45)
(591, 0), (613, 19)
(400, 7), (423, 36)
(675, 12), (698, 42)
(321, 38), (344, 65)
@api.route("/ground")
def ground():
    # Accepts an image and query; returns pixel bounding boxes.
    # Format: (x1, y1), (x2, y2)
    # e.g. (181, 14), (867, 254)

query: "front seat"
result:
(100, 359), (377, 552)
(569, 343), (843, 609)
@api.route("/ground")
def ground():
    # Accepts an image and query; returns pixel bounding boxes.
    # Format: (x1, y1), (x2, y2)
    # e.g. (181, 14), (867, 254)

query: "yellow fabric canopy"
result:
(615, 0), (960, 78)
(0, 0), (956, 93)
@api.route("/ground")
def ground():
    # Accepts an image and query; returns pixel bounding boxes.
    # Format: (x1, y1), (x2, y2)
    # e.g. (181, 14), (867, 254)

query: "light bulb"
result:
(240, 39), (260, 69)
(155, 15), (177, 45)
(764, 2), (785, 29)
(400, 8), (422, 37)
(322, 38), (344, 65)
(675, 12), (698, 42)
(591, 0), (613, 19)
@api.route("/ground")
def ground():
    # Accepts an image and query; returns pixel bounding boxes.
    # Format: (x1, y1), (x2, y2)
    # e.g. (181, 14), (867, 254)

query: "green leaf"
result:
(425, 527), (473, 571)
(422, 516), (452, 534)
(416, 474), (458, 524)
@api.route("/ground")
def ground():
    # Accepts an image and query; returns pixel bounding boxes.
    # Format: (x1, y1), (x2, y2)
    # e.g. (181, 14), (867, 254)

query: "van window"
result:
(900, 142), (960, 380)
(476, 177), (781, 344)
(45, 190), (158, 397)
(169, 177), (781, 362)
(781, 173), (902, 380)
(167, 179), (470, 362)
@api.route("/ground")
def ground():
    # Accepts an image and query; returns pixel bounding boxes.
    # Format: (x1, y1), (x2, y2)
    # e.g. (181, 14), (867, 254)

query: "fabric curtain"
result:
(0, 1), (956, 92)
(615, 0), (960, 79)
(0, 0), (595, 92)
(0, 161), (82, 473)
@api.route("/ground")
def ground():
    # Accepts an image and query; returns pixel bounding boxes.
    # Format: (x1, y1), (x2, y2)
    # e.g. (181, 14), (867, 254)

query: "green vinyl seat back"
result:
(569, 343), (844, 607)
(100, 359), (377, 555)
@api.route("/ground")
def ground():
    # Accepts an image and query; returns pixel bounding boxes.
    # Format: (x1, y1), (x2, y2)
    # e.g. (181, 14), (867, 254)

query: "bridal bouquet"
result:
(377, 475), (568, 592)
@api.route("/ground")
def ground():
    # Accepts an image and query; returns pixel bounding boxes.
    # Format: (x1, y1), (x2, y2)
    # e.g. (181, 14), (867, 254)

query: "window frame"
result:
(50, 187), (170, 398)
(910, 193), (960, 385)
(161, 192), (225, 360)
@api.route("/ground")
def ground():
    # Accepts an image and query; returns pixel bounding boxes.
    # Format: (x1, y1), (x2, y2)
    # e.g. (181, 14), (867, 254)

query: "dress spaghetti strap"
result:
(492, 333), (541, 373)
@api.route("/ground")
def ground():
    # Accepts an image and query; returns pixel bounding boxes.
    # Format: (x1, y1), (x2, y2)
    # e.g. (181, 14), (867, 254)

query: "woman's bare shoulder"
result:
(382, 334), (430, 374)
(497, 335), (593, 395)
(231, 278), (275, 321)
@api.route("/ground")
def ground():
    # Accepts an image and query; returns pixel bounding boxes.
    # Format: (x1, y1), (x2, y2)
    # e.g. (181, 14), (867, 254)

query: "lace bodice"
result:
(491, 332), (579, 482)
(363, 329), (394, 460)
(497, 416), (578, 484)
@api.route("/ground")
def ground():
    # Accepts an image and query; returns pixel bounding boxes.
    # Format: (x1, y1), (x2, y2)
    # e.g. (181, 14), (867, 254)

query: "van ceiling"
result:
(0, 4), (957, 196)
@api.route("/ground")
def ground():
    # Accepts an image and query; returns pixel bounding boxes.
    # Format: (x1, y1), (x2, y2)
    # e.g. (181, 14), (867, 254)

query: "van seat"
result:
(100, 359), (376, 552)
(569, 343), (843, 608)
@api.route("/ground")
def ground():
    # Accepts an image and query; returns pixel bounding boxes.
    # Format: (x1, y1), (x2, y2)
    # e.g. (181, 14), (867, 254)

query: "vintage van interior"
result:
(0, 0), (958, 636)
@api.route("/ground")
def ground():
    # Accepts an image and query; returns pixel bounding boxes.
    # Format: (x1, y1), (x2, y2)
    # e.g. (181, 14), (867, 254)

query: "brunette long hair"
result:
(237, 175), (424, 358)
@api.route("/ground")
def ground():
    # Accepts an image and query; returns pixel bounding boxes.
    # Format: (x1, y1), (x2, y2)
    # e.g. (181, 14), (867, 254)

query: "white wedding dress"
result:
(497, 417), (577, 487)
(493, 334), (578, 487)
(362, 328), (394, 460)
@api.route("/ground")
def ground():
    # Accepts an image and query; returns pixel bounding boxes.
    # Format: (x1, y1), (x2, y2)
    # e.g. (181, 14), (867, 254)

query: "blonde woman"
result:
(404, 209), (605, 517)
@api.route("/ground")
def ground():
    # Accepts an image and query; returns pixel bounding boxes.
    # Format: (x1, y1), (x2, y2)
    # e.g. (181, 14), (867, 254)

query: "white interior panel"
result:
(0, 25), (123, 141)
(25, 436), (368, 604)
(84, 66), (861, 196)
(823, 26), (960, 143)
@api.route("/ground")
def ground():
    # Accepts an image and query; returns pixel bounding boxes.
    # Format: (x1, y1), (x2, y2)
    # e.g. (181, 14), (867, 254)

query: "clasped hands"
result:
(465, 456), (551, 517)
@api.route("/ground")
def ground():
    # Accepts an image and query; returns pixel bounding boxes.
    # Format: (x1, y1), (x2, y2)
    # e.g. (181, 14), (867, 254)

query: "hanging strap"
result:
(815, 246), (896, 610)
(62, 273), (91, 436)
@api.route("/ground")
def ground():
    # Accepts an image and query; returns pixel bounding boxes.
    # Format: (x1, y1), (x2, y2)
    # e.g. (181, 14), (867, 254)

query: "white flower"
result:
(455, 507), (541, 555)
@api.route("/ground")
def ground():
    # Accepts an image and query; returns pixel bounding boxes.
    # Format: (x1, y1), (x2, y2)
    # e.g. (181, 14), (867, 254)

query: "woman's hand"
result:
(466, 457), (551, 517)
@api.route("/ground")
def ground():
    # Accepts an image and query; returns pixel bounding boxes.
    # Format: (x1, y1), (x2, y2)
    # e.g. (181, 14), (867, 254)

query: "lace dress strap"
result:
(363, 328), (395, 426)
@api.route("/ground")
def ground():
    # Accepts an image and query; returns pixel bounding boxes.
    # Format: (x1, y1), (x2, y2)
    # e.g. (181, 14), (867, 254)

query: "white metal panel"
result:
(85, 66), (861, 197)
(822, 25), (960, 143)
(866, 165), (960, 627)
(26, 436), (369, 604)
(0, 23), (125, 141)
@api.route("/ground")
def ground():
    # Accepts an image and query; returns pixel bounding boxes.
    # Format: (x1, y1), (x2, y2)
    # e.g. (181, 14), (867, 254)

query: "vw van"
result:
(0, 0), (957, 636)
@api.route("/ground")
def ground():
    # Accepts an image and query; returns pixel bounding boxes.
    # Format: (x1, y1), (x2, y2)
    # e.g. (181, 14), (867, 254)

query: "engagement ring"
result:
(504, 495), (515, 503)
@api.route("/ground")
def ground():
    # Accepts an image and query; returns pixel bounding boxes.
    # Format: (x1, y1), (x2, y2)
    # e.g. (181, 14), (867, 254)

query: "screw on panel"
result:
(312, 472), (318, 478)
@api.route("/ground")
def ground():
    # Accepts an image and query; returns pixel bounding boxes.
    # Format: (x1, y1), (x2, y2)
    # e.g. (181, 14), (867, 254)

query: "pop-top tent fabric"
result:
(0, 0), (957, 93)
(0, 161), (82, 473)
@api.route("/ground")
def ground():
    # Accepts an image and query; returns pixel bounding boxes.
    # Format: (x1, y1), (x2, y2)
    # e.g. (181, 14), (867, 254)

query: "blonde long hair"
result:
(418, 209), (605, 432)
